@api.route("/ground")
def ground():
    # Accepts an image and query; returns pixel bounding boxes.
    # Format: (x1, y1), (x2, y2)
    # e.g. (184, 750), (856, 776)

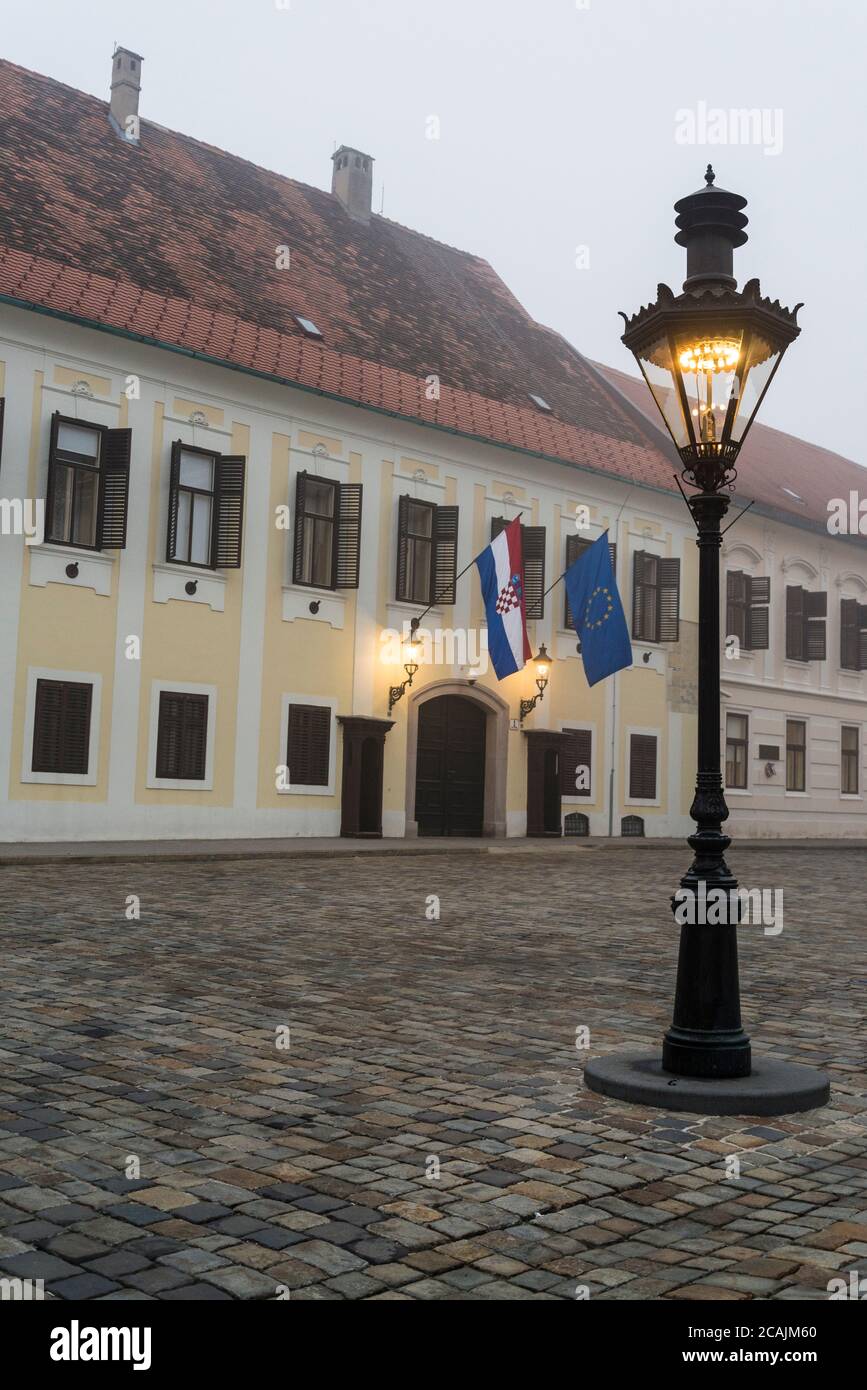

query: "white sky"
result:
(3, 0), (864, 463)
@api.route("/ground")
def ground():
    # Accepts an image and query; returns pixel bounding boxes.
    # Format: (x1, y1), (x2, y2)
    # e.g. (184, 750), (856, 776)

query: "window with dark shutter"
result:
(166, 442), (246, 569)
(786, 586), (826, 662)
(629, 733), (658, 800)
(632, 552), (680, 643)
(45, 413), (131, 552)
(292, 472), (363, 590)
(396, 497), (459, 605)
(562, 727), (592, 797)
(155, 691), (209, 780)
(491, 517), (546, 619)
(565, 535), (617, 628)
(727, 573), (770, 652)
(840, 598), (867, 671)
(32, 679), (93, 775)
(286, 704), (331, 787)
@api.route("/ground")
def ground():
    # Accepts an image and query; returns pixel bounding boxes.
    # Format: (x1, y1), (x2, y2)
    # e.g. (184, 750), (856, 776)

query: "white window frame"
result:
(279, 693), (338, 797)
(625, 725), (662, 807)
(22, 667), (102, 786)
(147, 680), (217, 791)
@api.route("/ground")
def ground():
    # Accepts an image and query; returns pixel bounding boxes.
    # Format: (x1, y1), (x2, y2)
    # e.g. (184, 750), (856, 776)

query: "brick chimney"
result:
(109, 46), (143, 143)
(331, 146), (374, 222)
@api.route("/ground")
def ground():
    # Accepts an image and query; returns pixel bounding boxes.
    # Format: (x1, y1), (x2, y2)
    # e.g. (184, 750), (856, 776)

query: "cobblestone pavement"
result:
(0, 845), (864, 1301)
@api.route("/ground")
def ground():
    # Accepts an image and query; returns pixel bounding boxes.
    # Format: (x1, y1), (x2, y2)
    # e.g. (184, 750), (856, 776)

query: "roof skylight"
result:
(295, 315), (323, 338)
(528, 393), (552, 412)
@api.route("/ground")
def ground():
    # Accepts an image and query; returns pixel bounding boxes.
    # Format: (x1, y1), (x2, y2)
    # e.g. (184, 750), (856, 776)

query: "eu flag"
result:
(564, 533), (632, 686)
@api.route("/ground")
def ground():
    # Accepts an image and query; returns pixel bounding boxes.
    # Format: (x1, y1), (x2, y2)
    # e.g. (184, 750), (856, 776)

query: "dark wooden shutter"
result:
(632, 551), (657, 642)
(165, 440), (183, 562)
(727, 571), (747, 648)
(859, 604), (867, 672)
(97, 427), (131, 549)
(746, 575), (770, 651)
(433, 504), (459, 606)
(522, 526), (546, 620)
(565, 534), (591, 627)
(213, 454), (245, 568)
(335, 482), (363, 589)
(395, 494), (412, 601)
(45, 412), (62, 542)
(841, 597), (859, 670)
(292, 472), (308, 585)
(0, 398), (5, 474)
(786, 585), (805, 660)
(629, 733), (657, 800)
(805, 590), (827, 662)
(156, 691), (208, 780)
(287, 704), (331, 786)
(562, 727), (592, 796)
(658, 558), (680, 643)
(32, 679), (92, 775)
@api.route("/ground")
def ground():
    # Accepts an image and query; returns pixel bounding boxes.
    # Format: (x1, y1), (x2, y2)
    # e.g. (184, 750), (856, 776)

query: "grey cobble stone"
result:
(0, 848), (862, 1301)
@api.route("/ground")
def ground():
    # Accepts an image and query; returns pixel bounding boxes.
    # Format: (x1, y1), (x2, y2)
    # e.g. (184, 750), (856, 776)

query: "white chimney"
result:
(110, 46), (143, 143)
(331, 146), (374, 223)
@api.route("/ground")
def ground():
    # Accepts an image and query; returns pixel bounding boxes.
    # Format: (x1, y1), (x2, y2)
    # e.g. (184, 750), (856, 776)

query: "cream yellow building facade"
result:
(0, 302), (703, 843)
(2, 302), (866, 844)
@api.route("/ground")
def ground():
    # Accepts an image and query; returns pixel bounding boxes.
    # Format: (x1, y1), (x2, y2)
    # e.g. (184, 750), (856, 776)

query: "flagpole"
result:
(608, 665), (617, 838)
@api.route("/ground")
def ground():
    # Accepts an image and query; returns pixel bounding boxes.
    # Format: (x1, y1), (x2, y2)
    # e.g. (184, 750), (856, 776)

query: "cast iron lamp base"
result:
(584, 1053), (830, 1118)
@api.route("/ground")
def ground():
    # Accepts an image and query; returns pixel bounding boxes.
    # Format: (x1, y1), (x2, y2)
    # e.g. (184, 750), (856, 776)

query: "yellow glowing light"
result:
(679, 339), (741, 374)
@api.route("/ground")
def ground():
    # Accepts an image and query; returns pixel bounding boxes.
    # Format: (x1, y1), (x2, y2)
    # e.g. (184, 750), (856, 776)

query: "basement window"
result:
(295, 316), (323, 339)
(528, 393), (553, 412)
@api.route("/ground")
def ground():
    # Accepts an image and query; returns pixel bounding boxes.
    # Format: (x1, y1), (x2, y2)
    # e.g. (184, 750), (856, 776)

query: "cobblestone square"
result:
(0, 844), (864, 1300)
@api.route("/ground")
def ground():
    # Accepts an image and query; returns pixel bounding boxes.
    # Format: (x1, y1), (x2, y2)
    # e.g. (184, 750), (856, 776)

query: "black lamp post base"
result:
(584, 1053), (830, 1117)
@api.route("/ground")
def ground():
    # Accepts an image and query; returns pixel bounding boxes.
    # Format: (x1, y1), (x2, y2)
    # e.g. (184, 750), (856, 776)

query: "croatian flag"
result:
(475, 518), (532, 680)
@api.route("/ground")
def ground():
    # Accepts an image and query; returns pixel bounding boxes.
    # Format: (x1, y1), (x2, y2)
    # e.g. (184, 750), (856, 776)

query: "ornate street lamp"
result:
(586, 168), (830, 1115)
(388, 625), (421, 716)
(520, 644), (552, 723)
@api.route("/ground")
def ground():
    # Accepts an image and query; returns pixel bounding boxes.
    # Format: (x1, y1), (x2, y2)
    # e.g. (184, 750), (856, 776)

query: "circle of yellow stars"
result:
(583, 585), (614, 630)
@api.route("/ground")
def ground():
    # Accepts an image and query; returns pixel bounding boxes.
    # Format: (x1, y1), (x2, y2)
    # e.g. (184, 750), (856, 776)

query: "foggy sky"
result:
(3, 0), (863, 464)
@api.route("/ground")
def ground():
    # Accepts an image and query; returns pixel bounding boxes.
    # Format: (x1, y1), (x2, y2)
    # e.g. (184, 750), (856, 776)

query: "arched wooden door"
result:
(415, 695), (486, 837)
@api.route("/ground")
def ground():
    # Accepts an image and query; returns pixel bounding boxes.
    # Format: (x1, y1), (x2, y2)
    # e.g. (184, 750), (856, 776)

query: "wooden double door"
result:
(415, 695), (486, 837)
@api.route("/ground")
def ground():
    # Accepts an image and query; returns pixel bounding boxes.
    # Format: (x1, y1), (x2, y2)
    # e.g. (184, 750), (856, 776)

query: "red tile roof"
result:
(0, 56), (860, 543)
(596, 362), (867, 536)
(0, 57), (677, 489)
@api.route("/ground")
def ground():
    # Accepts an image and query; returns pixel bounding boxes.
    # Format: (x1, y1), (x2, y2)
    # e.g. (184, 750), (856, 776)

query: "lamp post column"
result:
(662, 489), (751, 1079)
